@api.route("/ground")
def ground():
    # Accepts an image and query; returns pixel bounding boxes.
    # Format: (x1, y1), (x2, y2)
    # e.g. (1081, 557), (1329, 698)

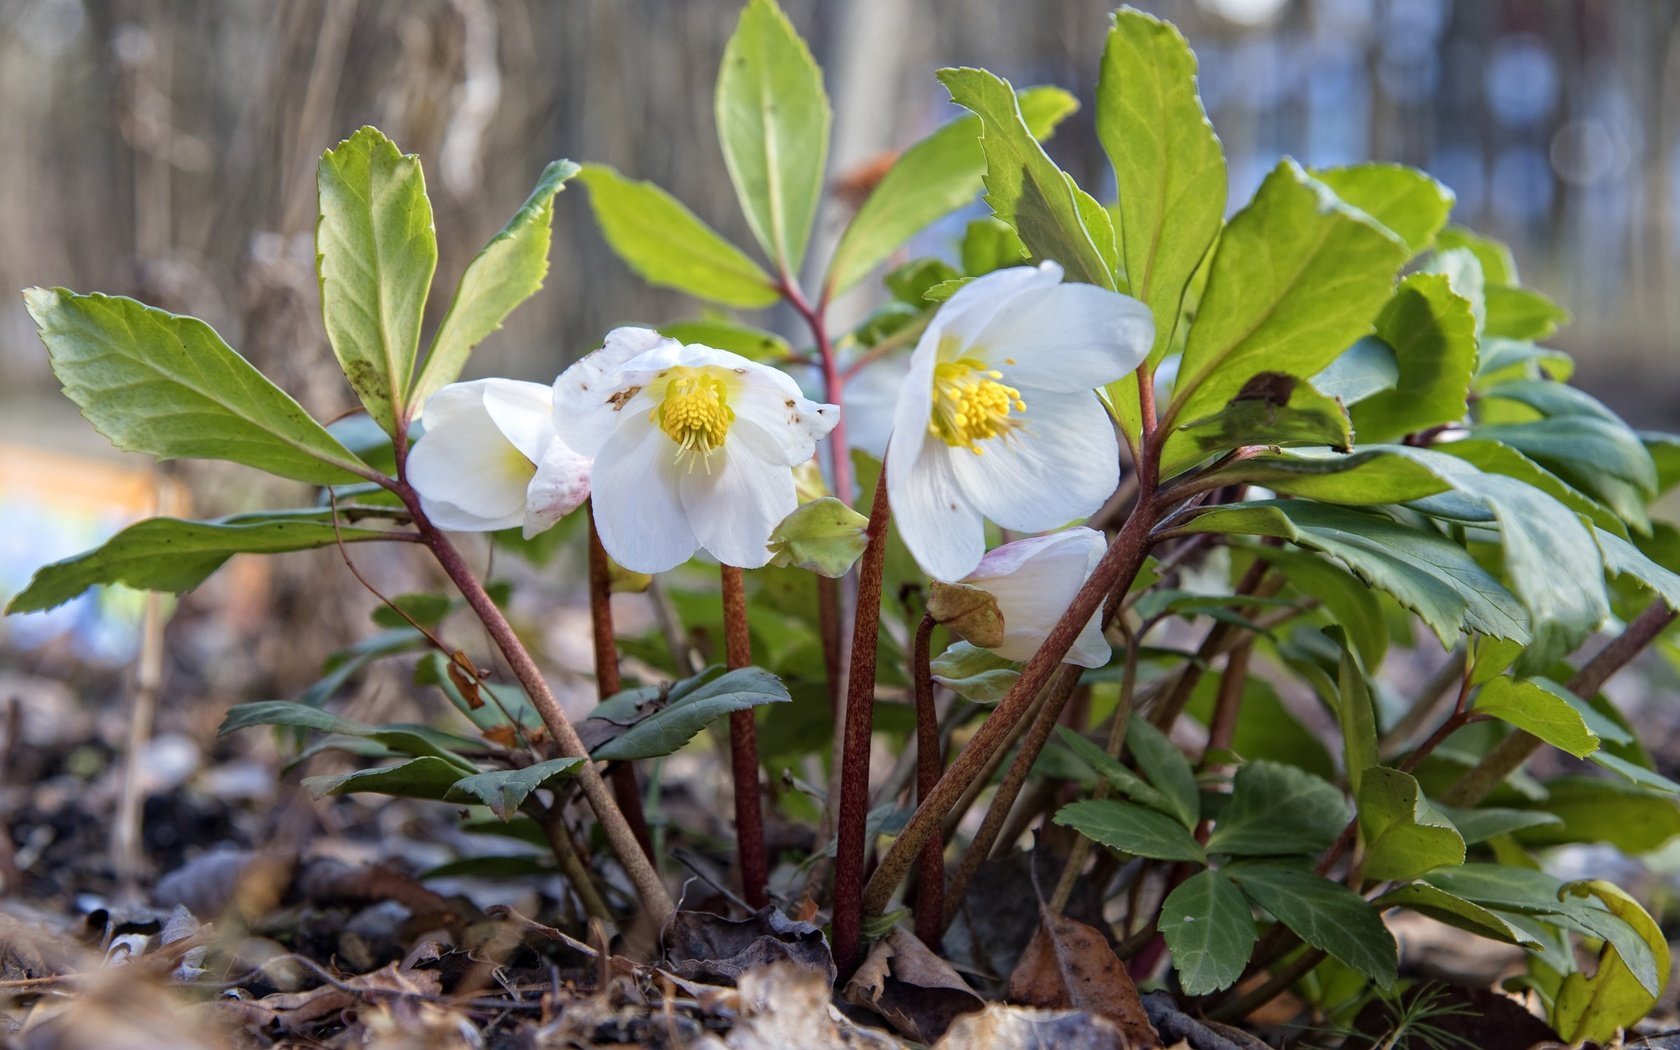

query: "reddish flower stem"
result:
(721, 564), (768, 908)
(588, 517), (655, 862)
(832, 471), (893, 979)
(910, 613), (944, 949)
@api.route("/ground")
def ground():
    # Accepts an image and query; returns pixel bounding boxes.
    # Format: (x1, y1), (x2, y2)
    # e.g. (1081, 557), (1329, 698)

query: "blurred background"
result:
(1, 0), (1678, 663)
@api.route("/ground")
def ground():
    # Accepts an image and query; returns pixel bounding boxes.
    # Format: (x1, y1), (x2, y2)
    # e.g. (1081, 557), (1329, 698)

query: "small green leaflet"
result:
(446, 758), (587, 821)
(1472, 677), (1599, 759)
(1357, 767), (1465, 881)
(588, 666), (791, 761)
(1159, 870), (1255, 995)
(1311, 163), (1454, 258)
(1228, 864), (1398, 987)
(1205, 761), (1349, 857)
(1054, 799), (1207, 863)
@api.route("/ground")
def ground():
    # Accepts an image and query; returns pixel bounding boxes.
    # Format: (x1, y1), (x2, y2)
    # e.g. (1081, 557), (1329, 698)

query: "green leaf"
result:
(1228, 864), (1398, 987)
(1099, 8), (1227, 440)
(1053, 799), (1207, 863)
(303, 756), (465, 801)
(316, 127), (437, 433)
(1484, 284), (1570, 341)
(1206, 761), (1349, 857)
(1159, 870), (1256, 995)
(1312, 163), (1454, 257)
(1357, 767), (1465, 881)
(1473, 415), (1658, 527)
(1472, 677), (1599, 758)
(1422, 247), (1485, 335)
(1443, 439), (1625, 536)
(767, 497), (870, 578)
(445, 757), (587, 820)
(928, 641), (1019, 704)
(577, 165), (778, 308)
(1336, 639), (1380, 794)
(1476, 337), (1573, 385)
(1164, 159), (1407, 444)
(1348, 273), (1478, 443)
(1312, 337), (1400, 406)
(23, 288), (368, 485)
(589, 666), (791, 761)
(1553, 881), (1671, 1042)
(1178, 500), (1529, 645)
(715, 0), (829, 273)
(1374, 883), (1539, 947)
(1514, 777), (1680, 854)
(961, 216), (1028, 276)
(1128, 718), (1200, 828)
(826, 85), (1077, 295)
(217, 700), (481, 771)
(369, 592), (453, 630)
(657, 318), (791, 362)
(1175, 371), (1352, 459)
(1436, 226), (1515, 284)
(1434, 805), (1561, 844)
(6, 511), (397, 614)
(411, 159), (578, 406)
(937, 66), (1114, 288)
(1053, 726), (1173, 817)
(1590, 751), (1680, 795)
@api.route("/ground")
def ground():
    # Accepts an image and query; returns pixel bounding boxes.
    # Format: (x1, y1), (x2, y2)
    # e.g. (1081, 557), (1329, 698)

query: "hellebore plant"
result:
(11, 3), (1680, 1044)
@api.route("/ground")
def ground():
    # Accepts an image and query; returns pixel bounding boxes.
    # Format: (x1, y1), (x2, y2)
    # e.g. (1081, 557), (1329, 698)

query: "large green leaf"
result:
(588, 666), (791, 761)
(577, 165), (778, 308)
(303, 756), (464, 801)
(1164, 160), (1407, 443)
(217, 700), (480, 772)
(825, 85), (1077, 295)
(1357, 767), (1465, 881)
(715, 0), (829, 274)
(1436, 226), (1515, 284)
(1127, 718), (1200, 828)
(411, 160), (578, 406)
(1473, 415), (1658, 529)
(1097, 7), (1226, 441)
(1514, 777), (1680, 854)
(1484, 284), (1569, 341)
(316, 126), (437, 433)
(937, 66), (1114, 288)
(1472, 677), (1599, 758)
(1595, 528), (1680, 611)
(1177, 500), (1529, 645)
(1206, 761), (1349, 857)
(1053, 726), (1174, 818)
(1159, 870), (1255, 995)
(446, 757), (587, 820)
(23, 288), (367, 485)
(1336, 640), (1380, 793)
(1374, 883), (1538, 946)
(1442, 439), (1624, 535)
(1348, 273), (1477, 443)
(1175, 372), (1352, 459)
(6, 512), (397, 614)
(1228, 864), (1398, 987)
(1053, 799), (1207, 863)
(1311, 164), (1453, 258)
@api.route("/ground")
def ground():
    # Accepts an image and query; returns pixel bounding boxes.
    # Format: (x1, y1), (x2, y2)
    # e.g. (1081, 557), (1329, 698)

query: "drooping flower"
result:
(886, 262), (1154, 582)
(553, 327), (840, 573)
(957, 526), (1110, 667)
(407, 378), (590, 537)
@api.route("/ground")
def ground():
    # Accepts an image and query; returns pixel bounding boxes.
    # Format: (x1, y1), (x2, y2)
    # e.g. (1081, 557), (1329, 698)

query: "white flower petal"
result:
(884, 322), (943, 481)
(967, 528), (1107, 663)
(1066, 615), (1113, 669)
(973, 283), (1155, 393)
(408, 406), (531, 532)
(679, 429), (798, 569)
(590, 420), (697, 573)
(935, 262), (1064, 350)
(842, 350), (909, 460)
(480, 378), (558, 462)
(948, 392), (1120, 532)
(728, 365), (840, 466)
(553, 327), (678, 456)
(523, 437), (592, 538)
(418, 380), (488, 426)
(888, 444), (985, 582)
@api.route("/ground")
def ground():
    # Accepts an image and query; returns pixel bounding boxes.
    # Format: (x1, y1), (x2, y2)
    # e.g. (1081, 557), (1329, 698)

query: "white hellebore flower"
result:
(553, 327), (840, 574)
(886, 261), (1154, 582)
(963, 526), (1110, 668)
(408, 378), (591, 537)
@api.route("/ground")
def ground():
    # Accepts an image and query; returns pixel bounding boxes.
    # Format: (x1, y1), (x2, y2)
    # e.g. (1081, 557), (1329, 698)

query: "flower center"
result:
(928, 357), (1026, 454)
(652, 368), (734, 469)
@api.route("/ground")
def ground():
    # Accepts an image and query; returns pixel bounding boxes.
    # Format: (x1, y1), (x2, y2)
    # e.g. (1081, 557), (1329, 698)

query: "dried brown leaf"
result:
(933, 1003), (1137, 1049)
(664, 906), (834, 986)
(728, 963), (902, 1049)
(1008, 909), (1160, 1048)
(843, 927), (984, 1043)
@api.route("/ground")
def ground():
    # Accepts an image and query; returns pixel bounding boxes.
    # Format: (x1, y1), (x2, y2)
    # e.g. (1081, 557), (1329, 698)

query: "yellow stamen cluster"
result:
(928, 357), (1026, 454)
(652, 368), (734, 470)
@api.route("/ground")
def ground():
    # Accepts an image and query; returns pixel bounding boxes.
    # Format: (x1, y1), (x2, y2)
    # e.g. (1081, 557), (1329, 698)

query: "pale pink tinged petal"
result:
(552, 327), (677, 455)
(728, 365), (840, 465)
(888, 444), (985, 582)
(408, 409), (530, 532)
(972, 283), (1155, 393)
(949, 392), (1120, 532)
(842, 351), (910, 460)
(678, 434), (798, 569)
(590, 422), (697, 573)
(1066, 615), (1113, 669)
(480, 378), (557, 462)
(969, 529), (1106, 661)
(523, 437), (592, 538)
(934, 262), (1064, 350)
